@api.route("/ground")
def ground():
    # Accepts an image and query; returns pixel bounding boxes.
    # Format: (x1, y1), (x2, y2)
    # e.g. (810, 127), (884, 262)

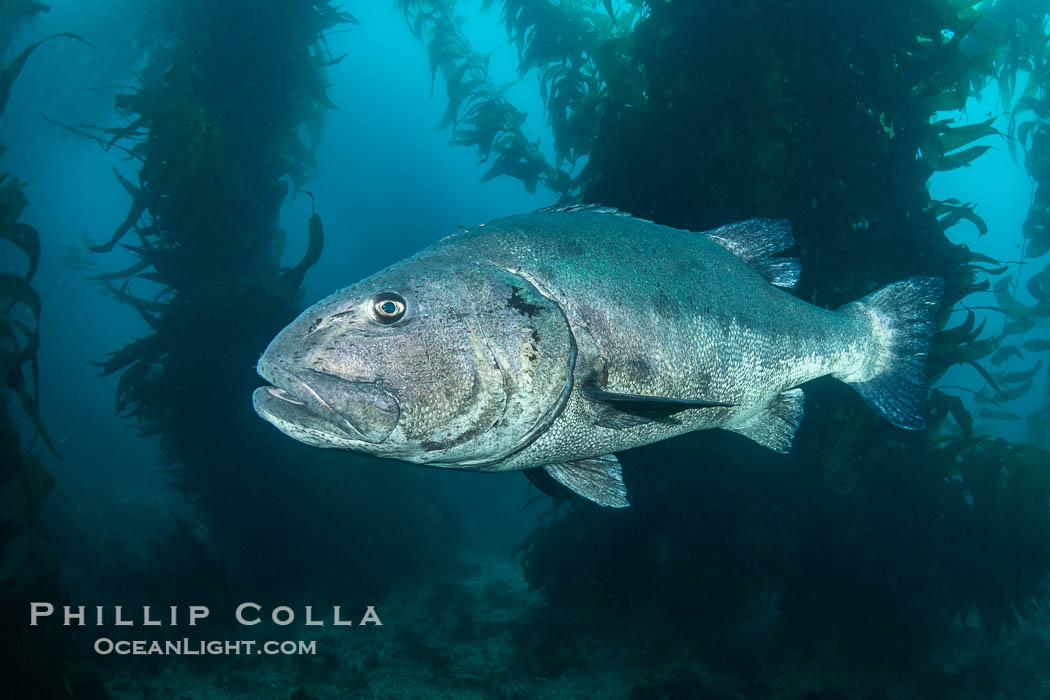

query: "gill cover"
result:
(422, 265), (575, 467)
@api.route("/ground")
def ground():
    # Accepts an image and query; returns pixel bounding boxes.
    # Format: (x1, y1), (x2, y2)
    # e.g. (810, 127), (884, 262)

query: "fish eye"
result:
(369, 292), (407, 325)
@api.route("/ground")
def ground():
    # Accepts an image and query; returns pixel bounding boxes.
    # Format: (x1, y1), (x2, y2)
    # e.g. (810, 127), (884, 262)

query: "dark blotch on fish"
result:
(507, 286), (545, 319)
(626, 358), (653, 382)
(652, 290), (679, 320)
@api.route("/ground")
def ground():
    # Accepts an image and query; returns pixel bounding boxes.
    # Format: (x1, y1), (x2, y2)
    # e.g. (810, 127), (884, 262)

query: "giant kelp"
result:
(0, 1), (46, 49)
(399, 0), (644, 196)
(400, 0), (568, 194)
(88, 0), (458, 602)
(401, 0), (1050, 679)
(996, 0), (1050, 260)
(486, 0), (642, 172)
(0, 8), (105, 698)
(0, 7), (59, 606)
(963, 2), (1050, 441)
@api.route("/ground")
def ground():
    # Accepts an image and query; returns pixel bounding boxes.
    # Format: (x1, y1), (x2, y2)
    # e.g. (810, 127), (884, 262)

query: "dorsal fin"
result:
(706, 218), (800, 289)
(536, 203), (627, 215)
(537, 207), (799, 289)
(534, 203), (654, 224)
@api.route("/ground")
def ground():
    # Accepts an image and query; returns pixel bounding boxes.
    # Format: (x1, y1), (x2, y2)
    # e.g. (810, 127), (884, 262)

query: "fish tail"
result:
(838, 277), (944, 429)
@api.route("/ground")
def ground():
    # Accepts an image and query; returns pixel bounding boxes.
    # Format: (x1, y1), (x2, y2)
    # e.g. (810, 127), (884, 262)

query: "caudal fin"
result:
(841, 277), (944, 429)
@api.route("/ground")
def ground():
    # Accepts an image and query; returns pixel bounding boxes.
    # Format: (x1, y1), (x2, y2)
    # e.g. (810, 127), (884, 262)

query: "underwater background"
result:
(2, 0), (1050, 698)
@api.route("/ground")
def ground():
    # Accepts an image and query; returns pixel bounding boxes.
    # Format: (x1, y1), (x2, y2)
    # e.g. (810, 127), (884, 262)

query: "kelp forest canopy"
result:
(400, 0), (1050, 656)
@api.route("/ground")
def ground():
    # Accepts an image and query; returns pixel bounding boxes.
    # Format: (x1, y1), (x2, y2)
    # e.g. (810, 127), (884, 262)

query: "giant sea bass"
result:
(253, 205), (943, 507)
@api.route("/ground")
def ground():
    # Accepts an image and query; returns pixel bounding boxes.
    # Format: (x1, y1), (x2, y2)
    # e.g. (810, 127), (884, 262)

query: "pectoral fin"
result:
(728, 388), (805, 453)
(545, 455), (629, 508)
(581, 381), (735, 430)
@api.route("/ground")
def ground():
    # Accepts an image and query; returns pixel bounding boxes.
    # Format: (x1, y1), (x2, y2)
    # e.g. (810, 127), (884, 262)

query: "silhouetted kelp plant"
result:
(86, 0), (459, 603)
(0, 8), (105, 698)
(1, 0), (58, 613)
(404, 0), (1050, 673)
(998, 0), (1050, 261)
(399, 0), (644, 196)
(970, 0), (1050, 447)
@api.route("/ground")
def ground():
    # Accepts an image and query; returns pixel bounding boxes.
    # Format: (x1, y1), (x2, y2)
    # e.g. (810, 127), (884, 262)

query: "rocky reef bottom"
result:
(97, 555), (1050, 700)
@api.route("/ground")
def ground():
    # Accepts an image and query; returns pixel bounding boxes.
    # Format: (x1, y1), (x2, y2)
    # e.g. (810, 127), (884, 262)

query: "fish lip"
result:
(262, 386), (305, 406)
(256, 359), (318, 407)
(255, 359), (393, 444)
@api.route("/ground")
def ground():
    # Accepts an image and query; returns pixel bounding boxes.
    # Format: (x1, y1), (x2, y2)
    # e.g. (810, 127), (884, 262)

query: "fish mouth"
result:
(253, 360), (400, 446)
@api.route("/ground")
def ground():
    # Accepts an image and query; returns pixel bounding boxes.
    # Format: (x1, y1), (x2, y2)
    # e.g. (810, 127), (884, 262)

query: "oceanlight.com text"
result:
(93, 638), (317, 656)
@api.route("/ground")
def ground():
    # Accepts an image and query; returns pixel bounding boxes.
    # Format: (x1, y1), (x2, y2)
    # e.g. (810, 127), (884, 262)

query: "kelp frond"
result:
(399, 0), (573, 196)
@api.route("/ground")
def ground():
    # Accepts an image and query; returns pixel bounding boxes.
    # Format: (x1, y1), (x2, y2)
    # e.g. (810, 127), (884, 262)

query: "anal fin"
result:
(545, 455), (629, 508)
(728, 388), (805, 453)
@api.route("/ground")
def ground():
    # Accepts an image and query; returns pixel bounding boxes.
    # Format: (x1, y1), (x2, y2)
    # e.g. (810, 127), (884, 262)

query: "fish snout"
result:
(256, 358), (400, 444)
